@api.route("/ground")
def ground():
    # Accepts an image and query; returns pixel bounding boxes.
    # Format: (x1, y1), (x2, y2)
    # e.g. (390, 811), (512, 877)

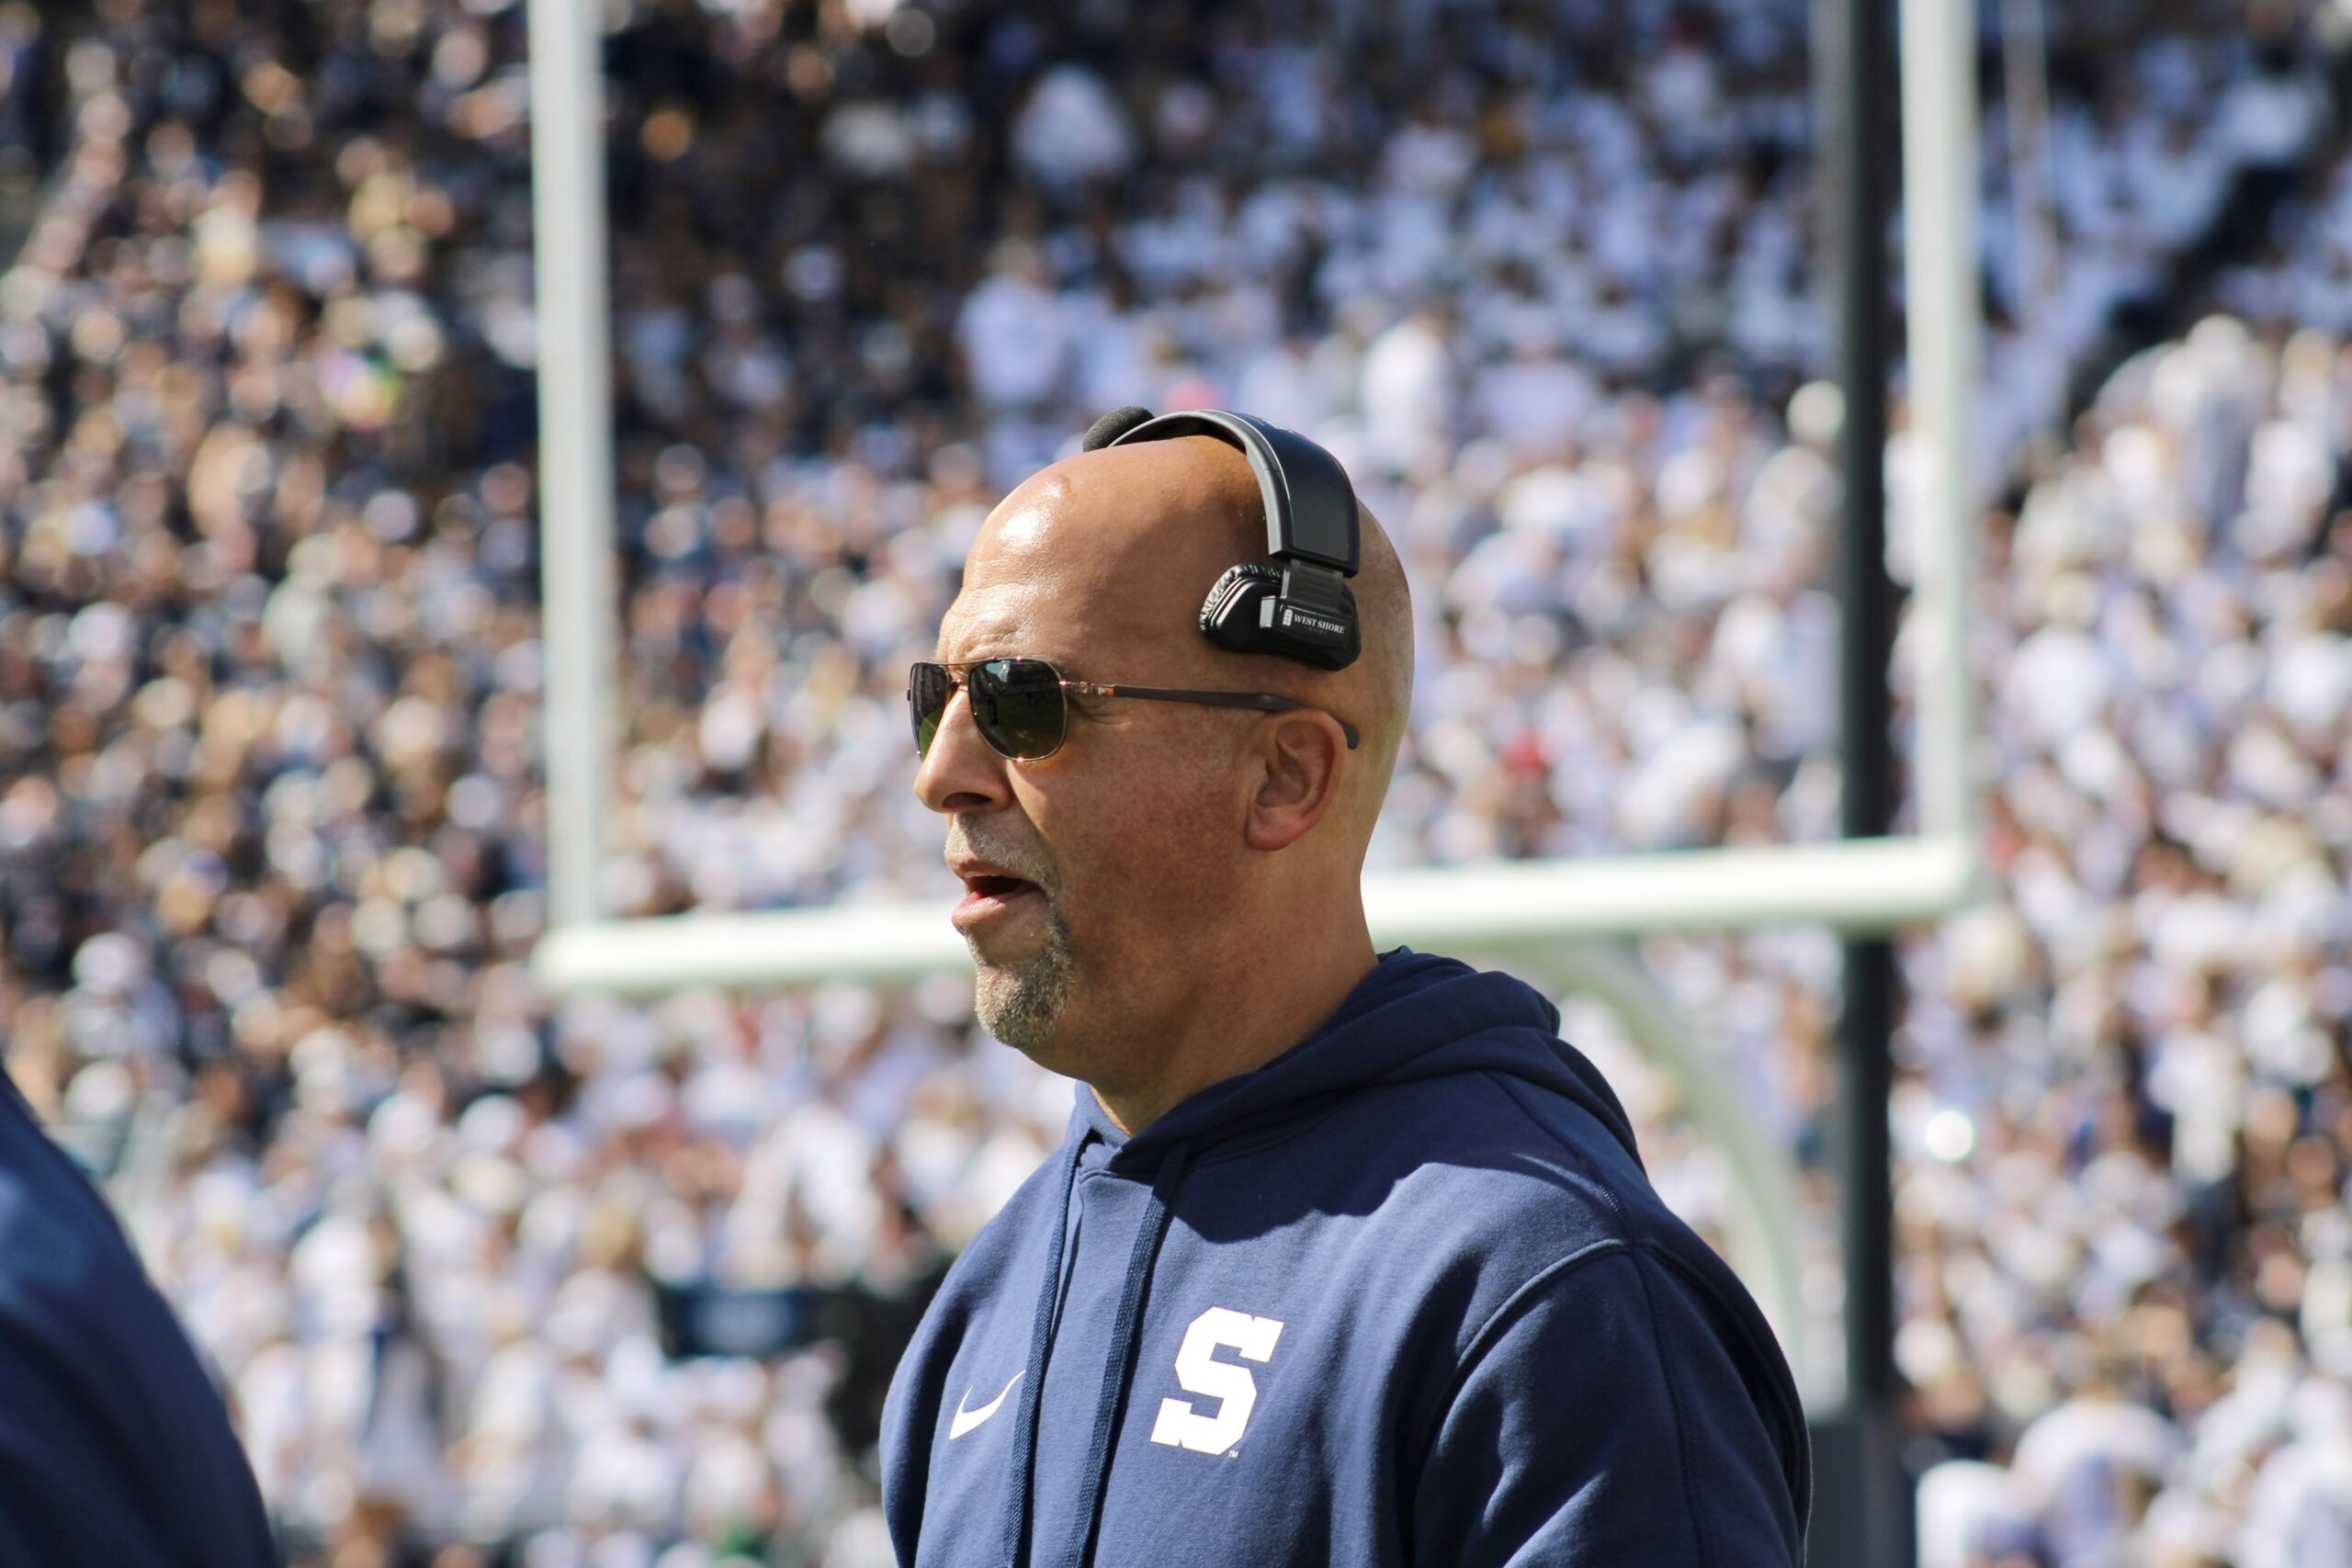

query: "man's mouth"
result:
(951, 865), (1046, 935)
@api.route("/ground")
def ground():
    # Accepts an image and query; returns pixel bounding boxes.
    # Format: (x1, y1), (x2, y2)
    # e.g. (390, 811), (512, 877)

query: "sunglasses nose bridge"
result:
(911, 679), (1015, 816)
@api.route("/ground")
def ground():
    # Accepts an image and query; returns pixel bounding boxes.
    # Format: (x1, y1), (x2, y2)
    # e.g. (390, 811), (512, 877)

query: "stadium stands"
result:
(0, 0), (2346, 1562)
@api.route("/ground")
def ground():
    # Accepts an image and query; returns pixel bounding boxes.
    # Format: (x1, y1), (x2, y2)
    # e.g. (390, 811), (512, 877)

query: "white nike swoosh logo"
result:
(948, 1371), (1023, 1439)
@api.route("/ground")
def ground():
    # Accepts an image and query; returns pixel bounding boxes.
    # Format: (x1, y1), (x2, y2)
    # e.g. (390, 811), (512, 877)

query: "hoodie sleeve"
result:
(0, 1080), (282, 1568)
(1412, 1245), (1804, 1568)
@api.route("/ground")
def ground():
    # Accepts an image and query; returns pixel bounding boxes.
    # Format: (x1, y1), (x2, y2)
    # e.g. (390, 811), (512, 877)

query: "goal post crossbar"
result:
(525, 0), (1980, 998)
(522, 0), (1983, 1414)
(533, 834), (1976, 998)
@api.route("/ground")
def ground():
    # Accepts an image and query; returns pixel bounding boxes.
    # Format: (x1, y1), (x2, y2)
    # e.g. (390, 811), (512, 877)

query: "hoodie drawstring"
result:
(1053, 1138), (1189, 1568)
(1002, 1138), (1084, 1568)
(999, 1136), (1193, 1568)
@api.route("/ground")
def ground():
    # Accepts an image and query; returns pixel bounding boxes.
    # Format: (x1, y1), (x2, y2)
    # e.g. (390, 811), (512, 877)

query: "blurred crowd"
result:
(0, 0), (2345, 1564)
(1905, 316), (2352, 1568)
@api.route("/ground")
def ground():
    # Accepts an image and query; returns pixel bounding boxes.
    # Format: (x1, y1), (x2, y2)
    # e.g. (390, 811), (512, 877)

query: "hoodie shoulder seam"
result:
(1408, 1235), (1635, 1484)
(1477, 1068), (1633, 1232)
(1628, 1247), (1718, 1567)
(1639, 1243), (1815, 1528)
(1413, 1243), (1716, 1566)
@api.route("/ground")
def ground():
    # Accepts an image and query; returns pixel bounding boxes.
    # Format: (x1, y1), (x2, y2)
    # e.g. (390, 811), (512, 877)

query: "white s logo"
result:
(1148, 1307), (1285, 1456)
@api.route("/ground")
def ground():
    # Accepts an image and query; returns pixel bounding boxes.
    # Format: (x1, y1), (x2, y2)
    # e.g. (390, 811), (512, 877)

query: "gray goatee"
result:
(973, 893), (1075, 1052)
(948, 828), (1075, 1052)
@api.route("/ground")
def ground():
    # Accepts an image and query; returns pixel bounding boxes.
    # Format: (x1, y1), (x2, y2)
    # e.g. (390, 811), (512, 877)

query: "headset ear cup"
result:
(1198, 563), (1283, 649)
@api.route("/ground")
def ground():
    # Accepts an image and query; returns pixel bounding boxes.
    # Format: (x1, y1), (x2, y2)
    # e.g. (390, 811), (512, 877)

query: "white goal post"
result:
(522, 0), (1983, 1405)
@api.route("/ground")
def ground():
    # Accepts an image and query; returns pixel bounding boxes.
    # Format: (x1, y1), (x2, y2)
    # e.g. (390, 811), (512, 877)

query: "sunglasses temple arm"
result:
(1104, 685), (1361, 750)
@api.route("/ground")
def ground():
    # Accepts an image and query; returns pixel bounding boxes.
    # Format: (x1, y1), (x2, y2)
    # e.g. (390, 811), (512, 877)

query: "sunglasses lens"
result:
(908, 663), (953, 758)
(970, 660), (1066, 760)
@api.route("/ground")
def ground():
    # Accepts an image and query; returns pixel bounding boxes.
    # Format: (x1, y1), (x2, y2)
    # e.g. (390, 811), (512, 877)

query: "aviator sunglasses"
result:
(909, 658), (1362, 762)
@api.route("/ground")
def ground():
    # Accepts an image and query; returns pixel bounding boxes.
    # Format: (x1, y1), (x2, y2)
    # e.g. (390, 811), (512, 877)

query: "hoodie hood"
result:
(1076, 947), (1644, 1169)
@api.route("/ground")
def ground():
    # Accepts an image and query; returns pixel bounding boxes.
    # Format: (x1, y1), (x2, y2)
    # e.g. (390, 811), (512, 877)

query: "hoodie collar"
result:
(1067, 948), (1641, 1168)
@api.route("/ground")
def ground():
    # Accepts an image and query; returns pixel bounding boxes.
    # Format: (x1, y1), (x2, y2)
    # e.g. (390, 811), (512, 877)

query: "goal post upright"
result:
(527, 0), (619, 931)
(1903, 0), (1984, 857)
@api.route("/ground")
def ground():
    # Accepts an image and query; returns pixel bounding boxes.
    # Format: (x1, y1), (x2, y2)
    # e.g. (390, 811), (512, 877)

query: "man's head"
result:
(914, 432), (1412, 1108)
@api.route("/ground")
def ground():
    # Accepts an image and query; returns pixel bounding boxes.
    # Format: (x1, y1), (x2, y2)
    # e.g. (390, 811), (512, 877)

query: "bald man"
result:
(879, 419), (1809, 1567)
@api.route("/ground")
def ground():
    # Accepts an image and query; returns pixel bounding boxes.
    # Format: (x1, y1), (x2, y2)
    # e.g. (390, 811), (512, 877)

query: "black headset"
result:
(1080, 406), (1363, 671)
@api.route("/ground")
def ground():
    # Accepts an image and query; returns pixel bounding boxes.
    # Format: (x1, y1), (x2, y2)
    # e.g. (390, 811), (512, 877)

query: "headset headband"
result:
(1103, 410), (1361, 577)
(1080, 404), (1364, 671)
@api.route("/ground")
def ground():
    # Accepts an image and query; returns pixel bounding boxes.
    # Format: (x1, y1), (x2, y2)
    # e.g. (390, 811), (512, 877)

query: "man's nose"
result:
(913, 688), (1012, 815)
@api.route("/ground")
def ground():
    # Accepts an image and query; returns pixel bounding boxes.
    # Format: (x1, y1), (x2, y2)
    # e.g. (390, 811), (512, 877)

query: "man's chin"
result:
(973, 959), (1074, 1055)
(964, 931), (1049, 977)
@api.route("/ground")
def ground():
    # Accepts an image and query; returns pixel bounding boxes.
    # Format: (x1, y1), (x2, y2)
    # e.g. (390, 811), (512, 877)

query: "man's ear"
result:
(1242, 710), (1348, 852)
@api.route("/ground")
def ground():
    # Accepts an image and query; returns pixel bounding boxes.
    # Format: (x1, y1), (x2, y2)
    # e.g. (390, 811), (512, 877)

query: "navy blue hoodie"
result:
(0, 1073), (280, 1567)
(881, 951), (1810, 1567)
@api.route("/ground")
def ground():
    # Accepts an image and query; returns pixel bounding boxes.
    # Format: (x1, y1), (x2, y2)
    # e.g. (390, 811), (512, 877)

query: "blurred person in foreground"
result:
(0, 1071), (278, 1565)
(878, 420), (1809, 1565)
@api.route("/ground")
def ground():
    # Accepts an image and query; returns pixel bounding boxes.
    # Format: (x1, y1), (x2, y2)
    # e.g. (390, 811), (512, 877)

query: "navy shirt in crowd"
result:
(0, 1070), (278, 1567)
